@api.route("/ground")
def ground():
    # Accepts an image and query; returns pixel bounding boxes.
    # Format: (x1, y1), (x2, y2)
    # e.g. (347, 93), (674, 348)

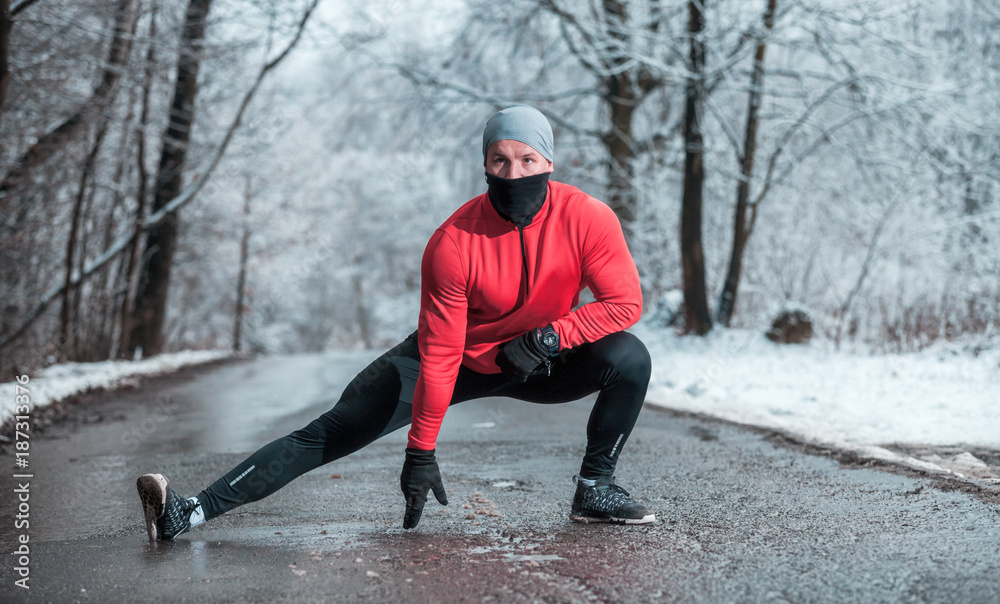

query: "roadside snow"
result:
(635, 323), (1000, 482)
(0, 350), (230, 426)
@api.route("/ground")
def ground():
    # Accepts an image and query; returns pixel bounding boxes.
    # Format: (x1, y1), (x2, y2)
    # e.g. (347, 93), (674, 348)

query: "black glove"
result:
(496, 327), (553, 381)
(400, 447), (448, 529)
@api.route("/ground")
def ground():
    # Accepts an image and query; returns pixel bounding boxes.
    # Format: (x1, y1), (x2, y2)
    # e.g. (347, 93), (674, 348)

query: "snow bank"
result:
(635, 322), (1000, 482)
(0, 351), (231, 426)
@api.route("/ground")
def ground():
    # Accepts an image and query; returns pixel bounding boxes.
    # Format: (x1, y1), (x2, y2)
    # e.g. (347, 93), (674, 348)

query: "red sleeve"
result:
(408, 229), (468, 450)
(551, 200), (642, 348)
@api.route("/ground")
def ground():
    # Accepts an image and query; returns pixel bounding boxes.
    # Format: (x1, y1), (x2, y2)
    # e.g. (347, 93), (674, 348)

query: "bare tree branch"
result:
(634, 22), (772, 156)
(117, 2), (158, 358)
(11, 0), (41, 17)
(0, 0), (322, 352)
(392, 62), (604, 139)
(750, 78), (925, 214)
(834, 196), (901, 349)
(702, 91), (744, 155)
(556, 18), (606, 78)
(973, 0), (1000, 20)
(749, 74), (863, 206)
(0, 0), (10, 131)
(0, 0), (139, 211)
(541, 0), (607, 73)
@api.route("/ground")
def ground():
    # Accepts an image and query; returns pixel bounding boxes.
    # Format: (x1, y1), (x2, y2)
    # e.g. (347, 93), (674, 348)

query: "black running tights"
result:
(196, 330), (651, 520)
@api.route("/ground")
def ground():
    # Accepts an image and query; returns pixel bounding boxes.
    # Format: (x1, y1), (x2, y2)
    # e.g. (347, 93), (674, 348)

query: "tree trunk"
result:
(542, 0), (664, 246)
(680, 0), (712, 335)
(604, 72), (638, 238)
(601, 0), (638, 238)
(98, 69), (140, 360)
(353, 269), (373, 349)
(0, 0), (11, 131)
(72, 175), (99, 360)
(129, 0), (213, 358)
(0, 0), (316, 355)
(118, 5), (157, 359)
(233, 177), (251, 353)
(60, 123), (108, 360)
(716, 0), (777, 327)
(0, 0), (138, 210)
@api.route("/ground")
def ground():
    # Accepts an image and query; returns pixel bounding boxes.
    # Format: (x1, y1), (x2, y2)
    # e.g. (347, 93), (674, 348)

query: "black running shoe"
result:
(137, 473), (197, 541)
(570, 475), (656, 524)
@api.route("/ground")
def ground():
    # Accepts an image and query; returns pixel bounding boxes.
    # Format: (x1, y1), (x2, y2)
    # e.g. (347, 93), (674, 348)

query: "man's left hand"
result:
(496, 327), (553, 381)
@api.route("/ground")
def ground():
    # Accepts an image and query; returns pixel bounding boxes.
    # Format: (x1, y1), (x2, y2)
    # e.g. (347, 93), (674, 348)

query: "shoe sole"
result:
(137, 473), (168, 541)
(570, 512), (656, 525)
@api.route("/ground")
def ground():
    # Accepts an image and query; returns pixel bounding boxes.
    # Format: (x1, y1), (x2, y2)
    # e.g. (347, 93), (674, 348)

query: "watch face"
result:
(543, 333), (558, 348)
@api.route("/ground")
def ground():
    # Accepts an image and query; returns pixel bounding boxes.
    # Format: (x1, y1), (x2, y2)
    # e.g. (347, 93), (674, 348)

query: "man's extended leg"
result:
(137, 333), (422, 540)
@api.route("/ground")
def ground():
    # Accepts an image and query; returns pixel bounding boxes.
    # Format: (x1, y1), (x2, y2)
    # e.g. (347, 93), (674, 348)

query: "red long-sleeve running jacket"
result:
(407, 180), (642, 450)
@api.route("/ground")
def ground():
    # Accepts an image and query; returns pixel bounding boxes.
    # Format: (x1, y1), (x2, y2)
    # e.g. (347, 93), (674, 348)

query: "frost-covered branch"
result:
(834, 196), (901, 348)
(0, 0), (322, 352)
(392, 62), (604, 139)
(11, 0), (41, 17)
(0, 0), (139, 210)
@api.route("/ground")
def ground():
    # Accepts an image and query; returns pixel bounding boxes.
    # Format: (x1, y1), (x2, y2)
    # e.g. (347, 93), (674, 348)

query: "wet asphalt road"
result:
(1, 353), (998, 603)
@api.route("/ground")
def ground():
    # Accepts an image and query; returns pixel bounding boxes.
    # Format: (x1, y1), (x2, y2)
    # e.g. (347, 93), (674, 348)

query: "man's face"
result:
(485, 139), (554, 179)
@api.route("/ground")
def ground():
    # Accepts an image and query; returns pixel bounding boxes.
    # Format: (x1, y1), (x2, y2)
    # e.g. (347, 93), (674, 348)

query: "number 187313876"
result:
(13, 375), (31, 468)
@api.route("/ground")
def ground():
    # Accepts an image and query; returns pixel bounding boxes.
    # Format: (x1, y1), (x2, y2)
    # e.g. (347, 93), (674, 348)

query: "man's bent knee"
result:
(594, 331), (651, 385)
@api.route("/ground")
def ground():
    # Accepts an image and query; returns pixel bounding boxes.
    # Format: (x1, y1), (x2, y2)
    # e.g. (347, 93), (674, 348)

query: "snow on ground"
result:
(635, 322), (1000, 484)
(0, 350), (231, 426)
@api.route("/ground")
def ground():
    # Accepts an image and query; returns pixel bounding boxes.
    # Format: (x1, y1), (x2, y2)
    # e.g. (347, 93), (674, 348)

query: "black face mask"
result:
(485, 171), (550, 228)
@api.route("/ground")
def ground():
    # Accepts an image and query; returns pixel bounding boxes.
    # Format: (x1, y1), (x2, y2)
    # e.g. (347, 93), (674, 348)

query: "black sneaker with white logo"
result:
(570, 475), (655, 524)
(137, 473), (198, 541)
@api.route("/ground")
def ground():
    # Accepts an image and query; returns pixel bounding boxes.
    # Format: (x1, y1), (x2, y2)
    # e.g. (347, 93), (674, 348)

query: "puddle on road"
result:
(466, 536), (564, 563)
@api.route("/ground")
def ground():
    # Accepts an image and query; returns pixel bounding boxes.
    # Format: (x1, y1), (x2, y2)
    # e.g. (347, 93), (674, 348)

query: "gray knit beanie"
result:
(482, 105), (554, 161)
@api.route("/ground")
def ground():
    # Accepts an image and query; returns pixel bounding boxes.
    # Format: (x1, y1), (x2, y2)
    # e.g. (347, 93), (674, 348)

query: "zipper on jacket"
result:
(517, 226), (529, 296)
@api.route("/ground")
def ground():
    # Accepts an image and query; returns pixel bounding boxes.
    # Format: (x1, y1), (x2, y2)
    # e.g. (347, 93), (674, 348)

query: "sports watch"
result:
(539, 325), (560, 356)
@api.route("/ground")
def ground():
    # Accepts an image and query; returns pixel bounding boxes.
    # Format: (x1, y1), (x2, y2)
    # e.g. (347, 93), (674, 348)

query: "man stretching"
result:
(137, 104), (654, 540)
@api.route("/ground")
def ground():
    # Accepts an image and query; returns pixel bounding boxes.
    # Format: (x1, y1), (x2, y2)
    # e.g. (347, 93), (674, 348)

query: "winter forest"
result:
(1, 0), (997, 379)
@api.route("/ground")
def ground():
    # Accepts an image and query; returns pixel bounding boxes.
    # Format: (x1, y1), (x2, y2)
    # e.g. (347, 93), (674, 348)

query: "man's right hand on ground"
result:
(400, 448), (448, 529)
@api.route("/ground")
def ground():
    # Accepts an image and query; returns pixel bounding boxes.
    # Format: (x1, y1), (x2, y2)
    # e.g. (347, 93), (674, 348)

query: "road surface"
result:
(1, 353), (998, 602)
